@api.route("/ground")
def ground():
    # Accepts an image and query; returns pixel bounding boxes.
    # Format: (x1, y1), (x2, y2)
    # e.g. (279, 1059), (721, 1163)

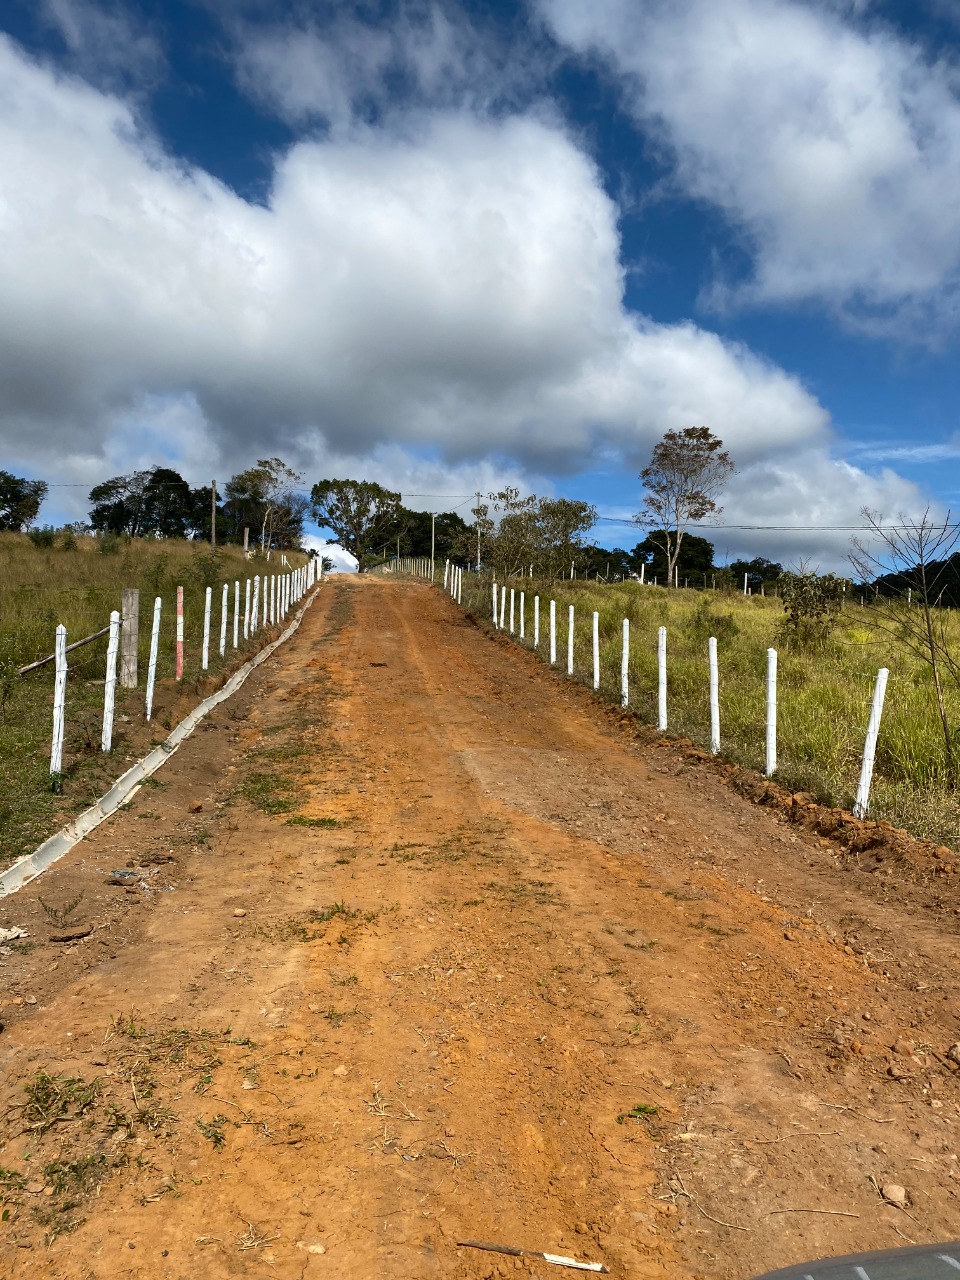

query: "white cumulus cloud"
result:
(540, 0), (960, 335)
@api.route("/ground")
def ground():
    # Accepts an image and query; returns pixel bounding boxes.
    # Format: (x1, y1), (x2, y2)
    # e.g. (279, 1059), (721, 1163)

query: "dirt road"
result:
(1, 577), (959, 1279)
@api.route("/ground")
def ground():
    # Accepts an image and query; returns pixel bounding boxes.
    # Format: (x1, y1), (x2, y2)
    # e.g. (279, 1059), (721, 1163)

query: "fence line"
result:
(34, 560), (319, 791)
(425, 568), (895, 821)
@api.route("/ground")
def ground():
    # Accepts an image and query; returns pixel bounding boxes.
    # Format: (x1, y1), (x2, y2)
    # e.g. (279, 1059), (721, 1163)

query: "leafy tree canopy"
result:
(223, 458), (307, 550)
(310, 479), (402, 569)
(0, 471), (47, 531)
(633, 531), (715, 580)
(636, 427), (734, 585)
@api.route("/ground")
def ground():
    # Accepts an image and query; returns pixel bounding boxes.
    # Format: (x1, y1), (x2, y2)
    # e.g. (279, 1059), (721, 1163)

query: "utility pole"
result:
(476, 491), (481, 570)
(211, 479), (217, 550)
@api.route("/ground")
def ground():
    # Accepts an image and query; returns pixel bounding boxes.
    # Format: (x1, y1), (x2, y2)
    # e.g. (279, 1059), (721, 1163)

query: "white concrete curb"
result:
(0, 585), (323, 897)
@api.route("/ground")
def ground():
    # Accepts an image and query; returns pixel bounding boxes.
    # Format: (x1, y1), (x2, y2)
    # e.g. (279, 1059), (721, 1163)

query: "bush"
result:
(26, 526), (56, 549)
(777, 569), (845, 647)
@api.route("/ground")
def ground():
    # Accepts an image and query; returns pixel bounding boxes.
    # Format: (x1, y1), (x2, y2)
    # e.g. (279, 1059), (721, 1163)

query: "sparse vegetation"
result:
(0, 531), (309, 869)
(465, 573), (960, 847)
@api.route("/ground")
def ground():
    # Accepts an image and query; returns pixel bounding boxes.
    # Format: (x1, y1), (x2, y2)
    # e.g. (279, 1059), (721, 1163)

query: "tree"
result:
(636, 427), (735, 586)
(728, 556), (783, 592)
(454, 490), (597, 579)
(633, 532), (715, 581)
(581, 546), (636, 579)
(310, 479), (402, 569)
(851, 507), (960, 786)
(89, 470), (153, 535)
(223, 459), (307, 550)
(0, 471), (47, 530)
(391, 508), (469, 559)
(89, 467), (197, 538)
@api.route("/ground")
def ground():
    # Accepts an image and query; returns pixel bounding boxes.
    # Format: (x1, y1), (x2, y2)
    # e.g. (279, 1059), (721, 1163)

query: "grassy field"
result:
(0, 533), (311, 870)
(460, 572), (960, 849)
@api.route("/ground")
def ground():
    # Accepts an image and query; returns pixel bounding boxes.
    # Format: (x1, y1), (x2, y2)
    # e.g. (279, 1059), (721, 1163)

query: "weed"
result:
(38, 890), (85, 928)
(196, 1115), (229, 1150)
(616, 1103), (659, 1124)
(286, 814), (342, 828)
(23, 1073), (102, 1134)
(311, 901), (356, 924)
(239, 771), (296, 815)
(330, 973), (358, 987)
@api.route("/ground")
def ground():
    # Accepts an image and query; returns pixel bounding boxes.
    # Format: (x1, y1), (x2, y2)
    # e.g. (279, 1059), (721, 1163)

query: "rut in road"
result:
(1, 576), (959, 1280)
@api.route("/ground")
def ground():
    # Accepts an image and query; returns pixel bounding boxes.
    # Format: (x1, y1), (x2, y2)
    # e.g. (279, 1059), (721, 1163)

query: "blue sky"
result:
(2, 0), (959, 568)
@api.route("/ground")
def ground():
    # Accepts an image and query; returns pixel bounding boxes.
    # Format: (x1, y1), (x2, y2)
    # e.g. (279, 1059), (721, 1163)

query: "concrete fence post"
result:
(145, 596), (161, 721)
(50, 624), (67, 790)
(853, 668), (889, 819)
(120, 587), (140, 688)
(101, 609), (121, 752)
(176, 586), (184, 680)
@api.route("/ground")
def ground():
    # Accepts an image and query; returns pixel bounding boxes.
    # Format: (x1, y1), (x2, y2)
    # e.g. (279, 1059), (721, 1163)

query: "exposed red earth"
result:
(1, 576), (958, 1279)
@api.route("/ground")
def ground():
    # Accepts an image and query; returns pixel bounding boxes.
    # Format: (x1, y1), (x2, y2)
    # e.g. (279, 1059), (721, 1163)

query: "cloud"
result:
(39, 0), (166, 91)
(230, 1), (545, 130)
(302, 536), (358, 574)
(540, 0), (960, 335)
(0, 31), (832, 508)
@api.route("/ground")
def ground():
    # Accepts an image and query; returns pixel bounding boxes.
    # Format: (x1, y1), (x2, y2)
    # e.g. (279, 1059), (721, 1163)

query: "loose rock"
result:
(881, 1183), (908, 1209)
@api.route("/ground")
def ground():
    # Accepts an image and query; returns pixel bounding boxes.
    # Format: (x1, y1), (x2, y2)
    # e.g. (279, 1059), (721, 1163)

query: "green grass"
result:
(0, 532), (310, 869)
(463, 572), (960, 848)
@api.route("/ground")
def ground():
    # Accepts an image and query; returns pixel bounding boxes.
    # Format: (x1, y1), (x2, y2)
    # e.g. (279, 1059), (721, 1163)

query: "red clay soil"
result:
(1, 577), (959, 1280)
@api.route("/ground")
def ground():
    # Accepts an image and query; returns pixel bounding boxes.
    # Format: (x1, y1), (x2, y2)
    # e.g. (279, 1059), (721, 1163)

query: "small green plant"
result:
(196, 1115), (229, 1150)
(38, 890), (85, 929)
(616, 1102), (658, 1124)
(311, 901), (355, 924)
(285, 815), (341, 828)
(26, 526), (57, 549)
(23, 1073), (102, 1134)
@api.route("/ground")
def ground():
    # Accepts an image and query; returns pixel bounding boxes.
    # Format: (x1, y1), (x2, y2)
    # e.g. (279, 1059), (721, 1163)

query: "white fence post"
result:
(492, 582), (498, 626)
(853, 668), (889, 818)
(233, 581), (240, 649)
(220, 583), (228, 657)
(499, 584), (506, 629)
(708, 636), (720, 754)
(244, 579), (251, 640)
(252, 576), (260, 633)
(550, 600), (557, 664)
(510, 588), (515, 635)
(50, 624), (67, 789)
(101, 609), (121, 752)
(534, 596), (540, 649)
(202, 586), (212, 670)
(567, 605), (574, 676)
(621, 618), (629, 708)
(519, 591), (525, 640)
(457, 567), (463, 605)
(592, 611), (600, 690)
(765, 648), (777, 777)
(657, 625), (667, 731)
(145, 596), (161, 721)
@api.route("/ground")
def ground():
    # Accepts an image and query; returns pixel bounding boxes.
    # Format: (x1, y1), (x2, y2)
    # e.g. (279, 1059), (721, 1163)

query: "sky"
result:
(1, 0), (960, 569)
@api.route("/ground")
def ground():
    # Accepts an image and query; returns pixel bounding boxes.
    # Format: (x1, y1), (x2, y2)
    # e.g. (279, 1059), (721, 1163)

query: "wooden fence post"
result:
(550, 600), (556, 664)
(519, 592), (525, 640)
(120, 587), (139, 688)
(567, 605), (574, 676)
(101, 609), (121, 752)
(657, 626), (667, 731)
(534, 596), (540, 649)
